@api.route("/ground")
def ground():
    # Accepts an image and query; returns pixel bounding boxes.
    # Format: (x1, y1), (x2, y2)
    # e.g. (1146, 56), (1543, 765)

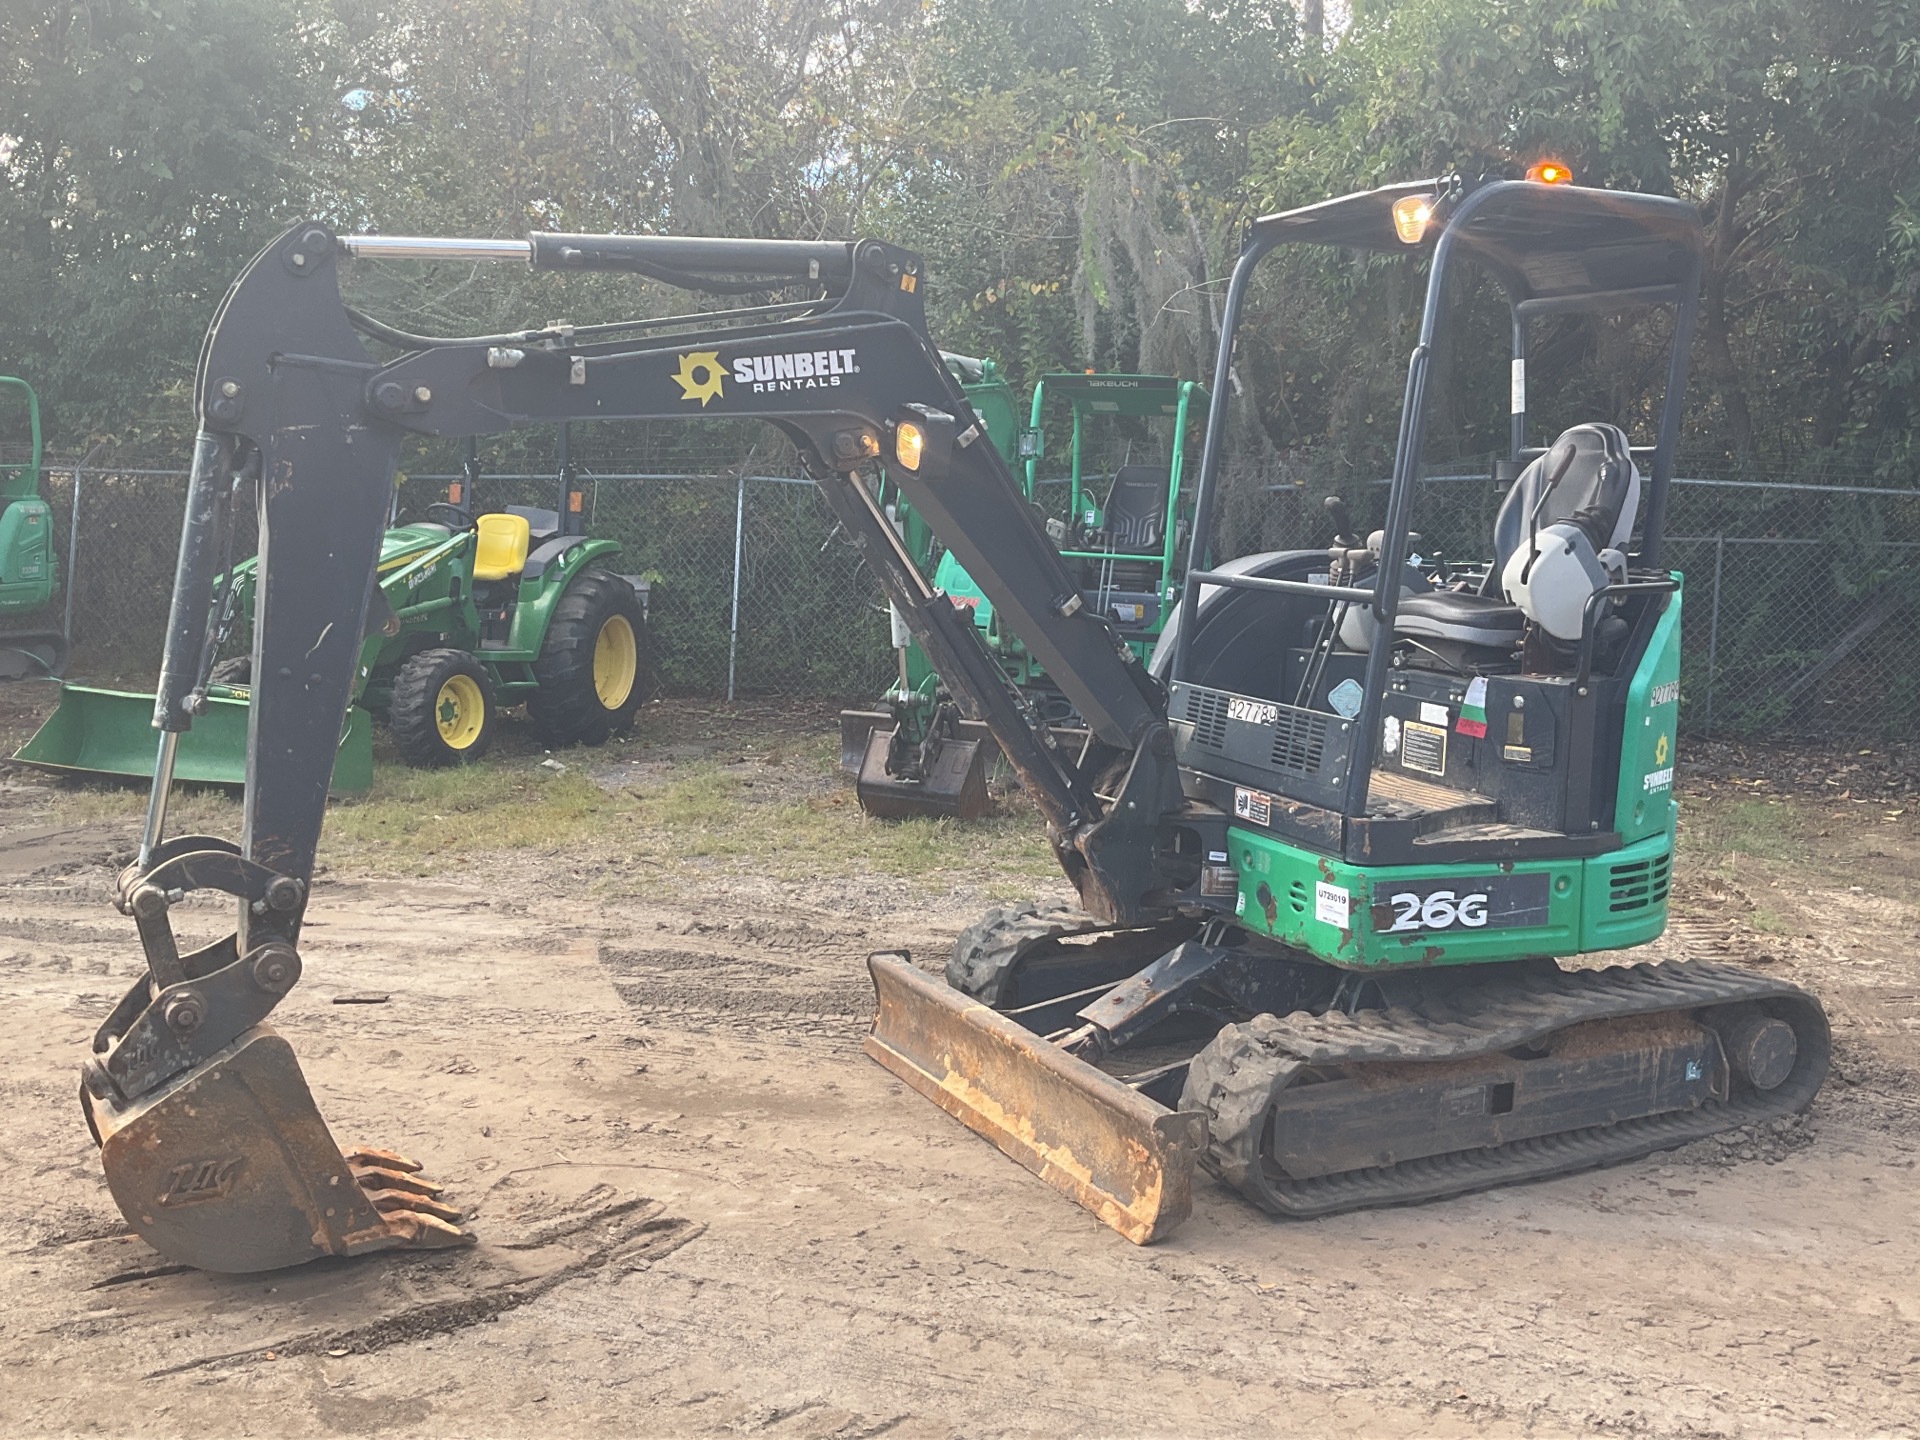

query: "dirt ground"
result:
(2, 680), (1918, 1439)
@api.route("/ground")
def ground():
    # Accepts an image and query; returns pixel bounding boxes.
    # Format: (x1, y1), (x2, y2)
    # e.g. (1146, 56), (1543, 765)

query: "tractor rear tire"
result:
(209, 656), (251, 686)
(527, 568), (654, 748)
(389, 648), (497, 767)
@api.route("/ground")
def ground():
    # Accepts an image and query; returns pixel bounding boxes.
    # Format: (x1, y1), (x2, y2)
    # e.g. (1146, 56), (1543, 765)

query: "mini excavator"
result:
(93, 173), (1828, 1272)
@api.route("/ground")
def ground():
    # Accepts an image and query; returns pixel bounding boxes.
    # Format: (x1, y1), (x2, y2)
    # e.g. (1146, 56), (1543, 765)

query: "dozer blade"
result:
(864, 953), (1205, 1244)
(854, 725), (995, 821)
(13, 683), (372, 793)
(84, 1025), (473, 1273)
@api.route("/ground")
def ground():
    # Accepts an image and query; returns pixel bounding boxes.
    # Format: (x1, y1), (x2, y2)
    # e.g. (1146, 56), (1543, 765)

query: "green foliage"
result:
(2, 0), (1916, 490)
(0, 0), (352, 441)
(1243, 0), (1920, 475)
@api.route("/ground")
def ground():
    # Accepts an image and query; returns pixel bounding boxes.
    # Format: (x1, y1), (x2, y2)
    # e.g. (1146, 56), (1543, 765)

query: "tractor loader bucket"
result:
(84, 1025), (472, 1273)
(854, 724), (995, 821)
(864, 953), (1205, 1244)
(13, 684), (372, 793)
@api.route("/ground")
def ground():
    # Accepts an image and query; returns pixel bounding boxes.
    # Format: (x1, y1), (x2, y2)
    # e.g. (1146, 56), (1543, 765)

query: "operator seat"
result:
(505, 505), (563, 545)
(1100, 465), (1170, 552)
(472, 512), (532, 581)
(1394, 423), (1639, 649)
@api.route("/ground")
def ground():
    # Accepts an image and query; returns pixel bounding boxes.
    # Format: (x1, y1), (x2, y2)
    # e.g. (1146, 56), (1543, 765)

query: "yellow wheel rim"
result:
(593, 614), (638, 709)
(434, 673), (486, 750)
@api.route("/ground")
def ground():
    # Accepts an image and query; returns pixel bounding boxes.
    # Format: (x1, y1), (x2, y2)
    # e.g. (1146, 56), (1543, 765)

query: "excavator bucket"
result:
(13, 684), (372, 793)
(84, 1025), (472, 1273)
(839, 708), (891, 776)
(864, 953), (1206, 1244)
(853, 724), (994, 821)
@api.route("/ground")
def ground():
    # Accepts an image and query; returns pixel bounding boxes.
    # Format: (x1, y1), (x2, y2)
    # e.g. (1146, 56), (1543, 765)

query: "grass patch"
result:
(1679, 796), (1810, 871)
(324, 763), (618, 862)
(5, 777), (241, 842)
(320, 739), (1058, 893)
(633, 761), (1057, 884)
(3, 697), (1067, 897)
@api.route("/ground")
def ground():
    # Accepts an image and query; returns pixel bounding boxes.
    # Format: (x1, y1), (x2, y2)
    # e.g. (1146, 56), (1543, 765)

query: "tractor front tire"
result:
(527, 568), (654, 748)
(389, 648), (497, 767)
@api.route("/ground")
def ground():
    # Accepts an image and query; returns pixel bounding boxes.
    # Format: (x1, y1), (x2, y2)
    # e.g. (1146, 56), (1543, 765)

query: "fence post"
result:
(62, 442), (106, 654)
(1703, 532), (1724, 739)
(726, 470), (746, 702)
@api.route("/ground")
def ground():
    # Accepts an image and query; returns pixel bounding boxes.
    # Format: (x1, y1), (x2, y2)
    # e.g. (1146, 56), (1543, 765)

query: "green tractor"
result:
(14, 435), (653, 788)
(842, 369), (1208, 818)
(0, 376), (67, 679)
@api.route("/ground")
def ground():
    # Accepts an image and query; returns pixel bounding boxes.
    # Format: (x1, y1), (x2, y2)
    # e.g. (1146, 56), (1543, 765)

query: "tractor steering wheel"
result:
(425, 502), (475, 529)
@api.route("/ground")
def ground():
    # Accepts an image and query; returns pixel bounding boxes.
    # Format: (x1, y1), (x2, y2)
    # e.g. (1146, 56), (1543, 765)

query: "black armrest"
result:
(522, 535), (585, 579)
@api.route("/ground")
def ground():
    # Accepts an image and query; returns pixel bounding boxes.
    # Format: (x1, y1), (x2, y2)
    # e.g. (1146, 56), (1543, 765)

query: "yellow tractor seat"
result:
(472, 512), (531, 581)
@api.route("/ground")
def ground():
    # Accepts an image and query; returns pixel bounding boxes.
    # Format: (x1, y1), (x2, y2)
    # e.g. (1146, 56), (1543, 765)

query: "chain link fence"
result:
(17, 441), (1918, 744)
(16, 440), (894, 704)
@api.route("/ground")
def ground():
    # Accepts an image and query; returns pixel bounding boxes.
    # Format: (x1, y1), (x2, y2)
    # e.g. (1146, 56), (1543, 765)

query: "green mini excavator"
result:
(83, 174), (1827, 1276)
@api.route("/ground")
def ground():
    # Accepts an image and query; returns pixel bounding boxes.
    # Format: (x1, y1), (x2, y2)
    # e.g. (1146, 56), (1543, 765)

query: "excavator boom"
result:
(92, 221), (1193, 1270)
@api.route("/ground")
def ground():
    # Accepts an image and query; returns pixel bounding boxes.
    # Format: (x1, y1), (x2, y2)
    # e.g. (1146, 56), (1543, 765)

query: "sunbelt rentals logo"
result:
(672, 351), (727, 407)
(674, 346), (863, 405)
(734, 347), (859, 393)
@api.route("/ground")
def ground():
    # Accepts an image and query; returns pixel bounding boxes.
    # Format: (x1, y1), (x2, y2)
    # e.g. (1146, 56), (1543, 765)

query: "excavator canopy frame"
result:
(1171, 176), (1706, 824)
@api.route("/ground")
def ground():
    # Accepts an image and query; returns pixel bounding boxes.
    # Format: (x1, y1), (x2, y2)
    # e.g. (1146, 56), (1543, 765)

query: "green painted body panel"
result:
(501, 537), (622, 661)
(1614, 579), (1682, 844)
(0, 376), (56, 618)
(12, 683), (371, 793)
(1221, 587), (1683, 969)
(0, 497), (55, 611)
(1224, 826), (1672, 970)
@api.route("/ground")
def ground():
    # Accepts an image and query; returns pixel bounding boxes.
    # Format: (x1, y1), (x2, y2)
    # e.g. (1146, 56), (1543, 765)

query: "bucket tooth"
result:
(86, 1025), (473, 1273)
(864, 952), (1204, 1244)
(854, 725), (993, 821)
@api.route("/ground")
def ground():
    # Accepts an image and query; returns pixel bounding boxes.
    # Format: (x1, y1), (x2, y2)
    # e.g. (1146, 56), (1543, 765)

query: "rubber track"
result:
(946, 905), (1108, 1004)
(1181, 959), (1830, 1218)
(947, 905), (1202, 1006)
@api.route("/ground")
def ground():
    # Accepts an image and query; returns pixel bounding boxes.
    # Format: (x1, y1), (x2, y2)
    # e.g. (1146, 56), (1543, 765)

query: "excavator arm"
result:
(90, 220), (1189, 1272)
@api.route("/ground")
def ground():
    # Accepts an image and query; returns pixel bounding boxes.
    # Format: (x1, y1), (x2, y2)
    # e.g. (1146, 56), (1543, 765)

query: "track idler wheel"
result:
(85, 1026), (474, 1273)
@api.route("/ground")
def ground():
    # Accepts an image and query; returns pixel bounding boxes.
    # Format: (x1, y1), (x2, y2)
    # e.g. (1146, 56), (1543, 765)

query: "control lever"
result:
(1324, 494), (1359, 550)
(1514, 434), (1585, 584)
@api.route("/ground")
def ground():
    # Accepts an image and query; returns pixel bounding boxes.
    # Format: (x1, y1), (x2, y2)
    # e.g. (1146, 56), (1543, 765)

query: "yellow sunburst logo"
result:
(672, 351), (726, 406)
(1655, 733), (1670, 765)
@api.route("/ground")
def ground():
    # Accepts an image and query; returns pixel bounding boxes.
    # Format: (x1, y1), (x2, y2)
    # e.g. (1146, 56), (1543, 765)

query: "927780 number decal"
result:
(1370, 872), (1551, 935)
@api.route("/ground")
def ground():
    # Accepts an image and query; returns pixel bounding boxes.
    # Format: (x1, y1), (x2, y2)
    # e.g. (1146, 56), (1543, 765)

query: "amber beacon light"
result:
(1526, 160), (1574, 185)
(1390, 194), (1435, 244)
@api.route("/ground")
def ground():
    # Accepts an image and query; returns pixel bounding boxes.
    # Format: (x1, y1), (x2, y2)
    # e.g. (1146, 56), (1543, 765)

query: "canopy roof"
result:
(1037, 372), (1203, 418)
(1250, 178), (1704, 313)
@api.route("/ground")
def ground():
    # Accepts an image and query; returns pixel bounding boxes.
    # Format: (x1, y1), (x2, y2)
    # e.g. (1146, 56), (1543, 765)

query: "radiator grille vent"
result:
(1608, 851), (1673, 913)
(1182, 687), (1229, 749)
(1270, 711), (1331, 776)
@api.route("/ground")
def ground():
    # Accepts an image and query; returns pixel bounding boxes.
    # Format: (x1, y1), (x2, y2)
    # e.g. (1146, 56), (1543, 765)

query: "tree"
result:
(0, 0), (354, 444)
